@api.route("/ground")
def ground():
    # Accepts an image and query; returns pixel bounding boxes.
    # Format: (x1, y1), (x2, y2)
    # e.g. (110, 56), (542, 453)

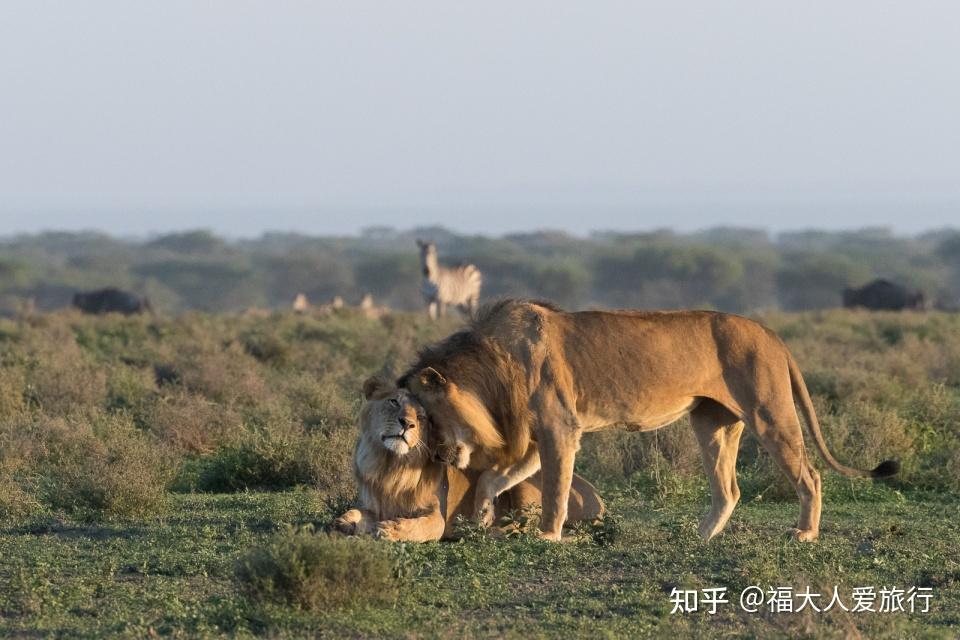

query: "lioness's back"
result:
(542, 306), (782, 378)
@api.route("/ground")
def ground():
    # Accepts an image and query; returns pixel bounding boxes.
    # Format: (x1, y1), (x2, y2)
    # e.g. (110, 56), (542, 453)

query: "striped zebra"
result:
(416, 239), (482, 320)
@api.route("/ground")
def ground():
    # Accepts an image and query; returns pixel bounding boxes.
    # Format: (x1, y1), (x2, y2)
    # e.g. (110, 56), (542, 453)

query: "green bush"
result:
(235, 527), (399, 610)
(0, 413), (174, 520)
(179, 425), (353, 497)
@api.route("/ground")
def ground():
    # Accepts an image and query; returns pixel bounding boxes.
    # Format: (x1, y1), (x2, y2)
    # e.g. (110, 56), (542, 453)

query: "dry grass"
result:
(144, 390), (245, 454)
(0, 308), (958, 524)
(1, 412), (174, 519)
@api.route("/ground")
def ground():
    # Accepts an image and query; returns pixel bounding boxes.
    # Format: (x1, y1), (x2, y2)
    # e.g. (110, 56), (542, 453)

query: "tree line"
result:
(1, 226), (959, 315)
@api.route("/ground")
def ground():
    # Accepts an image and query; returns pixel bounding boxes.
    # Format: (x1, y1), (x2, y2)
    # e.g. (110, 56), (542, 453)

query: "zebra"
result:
(416, 239), (482, 320)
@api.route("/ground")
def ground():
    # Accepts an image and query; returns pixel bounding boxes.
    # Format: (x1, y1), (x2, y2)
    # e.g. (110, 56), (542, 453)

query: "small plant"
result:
(235, 526), (399, 610)
(320, 493), (357, 529)
(497, 504), (541, 539)
(580, 512), (624, 547)
(450, 514), (488, 542)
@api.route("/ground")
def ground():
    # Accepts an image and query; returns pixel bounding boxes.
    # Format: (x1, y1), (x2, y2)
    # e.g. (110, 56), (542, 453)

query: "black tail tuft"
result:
(871, 459), (900, 478)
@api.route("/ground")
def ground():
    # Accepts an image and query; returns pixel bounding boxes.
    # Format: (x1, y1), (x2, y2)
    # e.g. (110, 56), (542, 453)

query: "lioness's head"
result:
(405, 367), (504, 469)
(359, 376), (428, 459)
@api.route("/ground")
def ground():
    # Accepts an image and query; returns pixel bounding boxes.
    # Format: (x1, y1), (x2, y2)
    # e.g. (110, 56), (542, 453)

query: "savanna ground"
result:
(0, 307), (958, 638)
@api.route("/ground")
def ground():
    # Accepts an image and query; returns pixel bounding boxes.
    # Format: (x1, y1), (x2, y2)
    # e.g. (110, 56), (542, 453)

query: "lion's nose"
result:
(398, 416), (416, 430)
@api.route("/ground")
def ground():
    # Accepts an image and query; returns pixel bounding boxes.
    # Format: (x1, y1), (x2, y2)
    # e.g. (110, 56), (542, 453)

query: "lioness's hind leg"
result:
(691, 401), (744, 541)
(749, 402), (821, 542)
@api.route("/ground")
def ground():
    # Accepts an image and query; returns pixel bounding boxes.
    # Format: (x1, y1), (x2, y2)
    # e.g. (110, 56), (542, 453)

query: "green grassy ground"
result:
(1, 309), (959, 637)
(0, 481), (956, 639)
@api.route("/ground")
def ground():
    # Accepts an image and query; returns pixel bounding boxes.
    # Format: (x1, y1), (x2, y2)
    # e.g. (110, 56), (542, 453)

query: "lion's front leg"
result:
(374, 499), (446, 542)
(334, 508), (378, 536)
(474, 443), (541, 527)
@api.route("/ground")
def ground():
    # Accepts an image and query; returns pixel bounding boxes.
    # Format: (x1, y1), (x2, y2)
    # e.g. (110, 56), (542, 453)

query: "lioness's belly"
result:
(578, 396), (701, 432)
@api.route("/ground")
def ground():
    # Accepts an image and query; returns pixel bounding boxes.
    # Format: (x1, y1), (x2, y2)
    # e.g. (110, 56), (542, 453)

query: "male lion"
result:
(334, 376), (605, 541)
(400, 299), (899, 543)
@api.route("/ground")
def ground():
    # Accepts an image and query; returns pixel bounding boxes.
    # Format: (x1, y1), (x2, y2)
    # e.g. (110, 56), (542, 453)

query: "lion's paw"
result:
(334, 509), (362, 535)
(374, 521), (401, 541)
(789, 528), (819, 543)
(334, 518), (356, 535)
(537, 529), (563, 542)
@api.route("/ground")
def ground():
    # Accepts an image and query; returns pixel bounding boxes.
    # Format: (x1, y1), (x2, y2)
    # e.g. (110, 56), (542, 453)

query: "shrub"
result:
(105, 365), (156, 415)
(279, 372), (358, 433)
(143, 391), (245, 454)
(578, 420), (701, 486)
(25, 356), (108, 417)
(240, 329), (292, 367)
(28, 413), (174, 519)
(0, 476), (37, 519)
(181, 424), (353, 498)
(0, 366), (26, 419)
(235, 527), (399, 610)
(0, 412), (41, 518)
(173, 343), (270, 408)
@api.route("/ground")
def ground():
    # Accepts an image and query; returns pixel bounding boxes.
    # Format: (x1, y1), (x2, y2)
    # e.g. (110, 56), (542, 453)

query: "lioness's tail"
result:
(787, 354), (900, 479)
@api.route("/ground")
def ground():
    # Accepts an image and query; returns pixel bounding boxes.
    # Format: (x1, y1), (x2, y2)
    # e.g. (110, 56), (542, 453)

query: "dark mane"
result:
(470, 298), (563, 327)
(396, 298), (556, 461)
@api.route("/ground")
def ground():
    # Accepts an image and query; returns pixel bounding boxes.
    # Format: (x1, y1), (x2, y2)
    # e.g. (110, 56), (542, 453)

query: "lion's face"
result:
(360, 377), (428, 458)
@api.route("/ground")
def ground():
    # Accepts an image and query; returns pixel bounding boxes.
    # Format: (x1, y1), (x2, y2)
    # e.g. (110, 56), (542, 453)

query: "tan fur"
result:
(402, 299), (898, 542)
(336, 376), (605, 542)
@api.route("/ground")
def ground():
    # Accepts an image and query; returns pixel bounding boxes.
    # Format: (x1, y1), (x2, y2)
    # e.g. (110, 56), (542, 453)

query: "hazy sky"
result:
(1, 2), (958, 237)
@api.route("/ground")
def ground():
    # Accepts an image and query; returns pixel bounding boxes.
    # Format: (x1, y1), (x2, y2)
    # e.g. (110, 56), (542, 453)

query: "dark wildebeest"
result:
(72, 288), (153, 315)
(842, 279), (927, 311)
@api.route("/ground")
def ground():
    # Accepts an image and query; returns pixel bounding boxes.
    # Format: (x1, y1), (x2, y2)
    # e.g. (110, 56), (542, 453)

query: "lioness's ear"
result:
(417, 367), (446, 390)
(362, 375), (388, 400)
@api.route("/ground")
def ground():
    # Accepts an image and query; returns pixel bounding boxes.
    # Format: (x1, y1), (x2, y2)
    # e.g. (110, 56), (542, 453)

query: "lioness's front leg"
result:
(475, 443), (541, 527)
(538, 425), (580, 541)
(375, 500), (446, 542)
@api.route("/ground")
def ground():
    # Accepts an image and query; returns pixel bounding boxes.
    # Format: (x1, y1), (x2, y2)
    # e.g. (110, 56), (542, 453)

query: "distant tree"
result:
(532, 261), (591, 308)
(256, 253), (355, 307)
(133, 259), (257, 311)
(776, 254), (871, 311)
(146, 230), (226, 255)
(3, 227), (960, 314)
(936, 233), (960, 265)
(596, 244), (745, 310)
(0, 259), (28, 287)
(354, 254), (421, 308)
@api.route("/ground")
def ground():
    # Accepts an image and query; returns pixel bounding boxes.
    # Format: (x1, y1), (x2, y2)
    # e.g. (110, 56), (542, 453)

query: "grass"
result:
(0, 484), (956, 638)
(0, 307), (959, 637)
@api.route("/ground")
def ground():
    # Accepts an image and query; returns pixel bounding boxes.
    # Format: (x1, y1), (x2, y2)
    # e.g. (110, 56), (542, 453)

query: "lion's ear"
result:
(416, 367), (446, 391)
(362, 375), (389, 400)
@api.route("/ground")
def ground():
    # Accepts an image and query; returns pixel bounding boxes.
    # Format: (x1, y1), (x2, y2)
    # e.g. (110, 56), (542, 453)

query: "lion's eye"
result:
(388, 398), (400, 408)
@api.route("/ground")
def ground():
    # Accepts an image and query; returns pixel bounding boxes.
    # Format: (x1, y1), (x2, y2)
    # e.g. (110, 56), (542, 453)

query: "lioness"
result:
(334, 376), (605, 541)
(400, 299), (899, 542)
